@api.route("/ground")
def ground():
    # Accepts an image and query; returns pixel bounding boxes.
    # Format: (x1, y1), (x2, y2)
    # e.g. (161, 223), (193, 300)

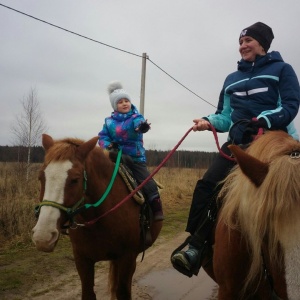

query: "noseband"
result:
(34, 169), (88, 228)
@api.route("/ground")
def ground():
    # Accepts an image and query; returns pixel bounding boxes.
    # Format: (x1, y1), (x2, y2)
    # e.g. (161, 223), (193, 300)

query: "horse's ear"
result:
(76, 136), (99, 161)
(42, 134), (54, 151)
(228, 145), (269, 187)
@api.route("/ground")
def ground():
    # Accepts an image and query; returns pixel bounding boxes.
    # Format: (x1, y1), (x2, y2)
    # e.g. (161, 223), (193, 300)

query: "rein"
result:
(83, 124), (239, 226)
(83, 126), (195, 226)
(208, 124), (236, 162)
(36, 121), (262, 227)
(85, 122), (265, 225)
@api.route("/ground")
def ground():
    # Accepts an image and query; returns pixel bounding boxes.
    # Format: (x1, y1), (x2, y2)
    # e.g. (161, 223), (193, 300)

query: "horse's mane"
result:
(219, 131), (300, 290)
(44, 137), (109, 164)
(44, 138), (84, 163)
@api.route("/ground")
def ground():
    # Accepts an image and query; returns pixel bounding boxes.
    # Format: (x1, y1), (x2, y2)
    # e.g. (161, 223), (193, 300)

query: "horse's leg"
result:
(214, 222), (251, 300)
(75, 256), (96, 300)
(112, 252), (138, 300)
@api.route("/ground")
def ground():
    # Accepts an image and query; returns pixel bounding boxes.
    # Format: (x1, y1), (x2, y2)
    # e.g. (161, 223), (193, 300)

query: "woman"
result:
(171, 22), (300, 277)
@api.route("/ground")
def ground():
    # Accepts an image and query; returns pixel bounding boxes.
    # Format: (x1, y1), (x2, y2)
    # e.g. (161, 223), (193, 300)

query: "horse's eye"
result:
(70, 178), (79, 185)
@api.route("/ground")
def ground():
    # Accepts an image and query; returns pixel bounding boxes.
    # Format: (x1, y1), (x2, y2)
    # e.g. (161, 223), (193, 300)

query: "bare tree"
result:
(11, 87), (47, 180)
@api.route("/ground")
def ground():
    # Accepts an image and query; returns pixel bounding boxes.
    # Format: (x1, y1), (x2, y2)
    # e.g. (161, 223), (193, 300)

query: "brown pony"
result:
(32, 134), (162, 300)
(202, 130), (300, 299)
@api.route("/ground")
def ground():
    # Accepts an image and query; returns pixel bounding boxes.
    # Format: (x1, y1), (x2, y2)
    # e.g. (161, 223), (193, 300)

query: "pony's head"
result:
(32, 134), (98, 252)
(219, 130), (300, 298)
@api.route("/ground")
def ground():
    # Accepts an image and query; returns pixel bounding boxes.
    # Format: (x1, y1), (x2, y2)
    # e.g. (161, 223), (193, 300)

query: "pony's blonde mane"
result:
(219, 131), (300, 291)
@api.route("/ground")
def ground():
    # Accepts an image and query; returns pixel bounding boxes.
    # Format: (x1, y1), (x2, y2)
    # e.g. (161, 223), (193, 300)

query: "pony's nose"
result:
(32, 228), (59, 252)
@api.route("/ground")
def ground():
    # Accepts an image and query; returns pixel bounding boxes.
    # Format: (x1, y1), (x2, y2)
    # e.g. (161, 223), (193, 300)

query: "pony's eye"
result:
(69, 178), (80, 186)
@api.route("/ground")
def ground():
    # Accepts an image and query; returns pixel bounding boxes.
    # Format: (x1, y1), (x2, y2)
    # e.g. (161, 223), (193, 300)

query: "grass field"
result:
(0, 162), (205, 297)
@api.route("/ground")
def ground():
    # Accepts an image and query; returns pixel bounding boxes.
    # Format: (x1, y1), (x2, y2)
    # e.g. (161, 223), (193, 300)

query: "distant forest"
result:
(0, 146), (218, 169)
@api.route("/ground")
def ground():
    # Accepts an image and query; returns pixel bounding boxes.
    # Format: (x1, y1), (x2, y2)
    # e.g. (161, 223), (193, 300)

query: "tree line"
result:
(7, 88), (218, 171)
(0, 145), (217, 169)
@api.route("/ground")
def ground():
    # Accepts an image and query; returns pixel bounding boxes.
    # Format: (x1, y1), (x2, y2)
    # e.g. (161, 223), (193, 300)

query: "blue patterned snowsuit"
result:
(98, 104), (159, 202)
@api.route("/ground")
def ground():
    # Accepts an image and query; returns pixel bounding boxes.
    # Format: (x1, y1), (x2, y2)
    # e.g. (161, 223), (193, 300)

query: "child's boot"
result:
(150, 197), (164, 221)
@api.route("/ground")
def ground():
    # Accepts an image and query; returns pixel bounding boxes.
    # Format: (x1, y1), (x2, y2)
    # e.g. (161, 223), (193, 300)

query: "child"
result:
(98, 81), (164, 221)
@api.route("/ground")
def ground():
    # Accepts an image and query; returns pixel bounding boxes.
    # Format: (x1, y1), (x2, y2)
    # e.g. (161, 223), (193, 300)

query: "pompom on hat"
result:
(108, 81), (131, 111)
(239, 22), (274, 52)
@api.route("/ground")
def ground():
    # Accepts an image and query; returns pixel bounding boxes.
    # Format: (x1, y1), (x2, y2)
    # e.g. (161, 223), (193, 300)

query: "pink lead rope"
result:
(84, 122), (264, 225)
(84, 126), (194, 226)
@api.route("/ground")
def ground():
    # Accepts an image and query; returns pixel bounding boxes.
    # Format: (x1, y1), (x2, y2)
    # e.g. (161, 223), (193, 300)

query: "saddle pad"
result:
(118, 164), (145, 205)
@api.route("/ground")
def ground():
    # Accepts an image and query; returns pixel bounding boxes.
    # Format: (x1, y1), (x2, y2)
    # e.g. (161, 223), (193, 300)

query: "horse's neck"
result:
(86, 149), (115, 194)
(86, 147), (115, 176)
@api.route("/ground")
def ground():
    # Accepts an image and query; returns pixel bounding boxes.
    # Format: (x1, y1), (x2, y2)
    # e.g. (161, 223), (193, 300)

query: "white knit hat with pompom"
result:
(108, 81), (131, 111)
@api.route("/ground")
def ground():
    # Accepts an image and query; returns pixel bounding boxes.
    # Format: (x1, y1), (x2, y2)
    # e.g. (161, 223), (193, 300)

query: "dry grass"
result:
(0, 162), (40, 247)
(152, 167), (205, 211)
(0, 162), (205, 248)
(0, 162), (206, 296)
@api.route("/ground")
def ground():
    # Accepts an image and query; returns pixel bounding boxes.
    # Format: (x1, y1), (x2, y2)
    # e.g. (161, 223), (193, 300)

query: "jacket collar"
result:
(111, 104), (139, 121)
(237, 51), (283, 72)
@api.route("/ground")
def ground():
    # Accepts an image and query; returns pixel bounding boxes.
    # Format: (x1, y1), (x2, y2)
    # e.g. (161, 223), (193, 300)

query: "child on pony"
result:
(98, 81), (164, 221)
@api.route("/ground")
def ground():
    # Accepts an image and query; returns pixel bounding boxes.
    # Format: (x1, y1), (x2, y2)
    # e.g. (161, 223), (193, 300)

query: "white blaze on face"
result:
(280, 222), (300, 300)
(32, 160), (73, 251)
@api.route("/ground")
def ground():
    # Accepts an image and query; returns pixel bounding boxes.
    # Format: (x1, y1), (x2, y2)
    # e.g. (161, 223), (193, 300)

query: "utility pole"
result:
(140, 52), (148, 115)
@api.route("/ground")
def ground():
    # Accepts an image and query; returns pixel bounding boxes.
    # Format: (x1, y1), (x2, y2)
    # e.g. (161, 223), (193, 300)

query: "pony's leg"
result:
(111, 253), (137, 300)
(75, 256), (96, 300)
(214, 222), (251, 300)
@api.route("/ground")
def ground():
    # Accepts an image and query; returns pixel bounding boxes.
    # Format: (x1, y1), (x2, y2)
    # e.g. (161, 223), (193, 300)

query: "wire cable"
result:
(0, 3), (216, 108)
(148, 58), (216, 108)
(0, 3), (141, 58)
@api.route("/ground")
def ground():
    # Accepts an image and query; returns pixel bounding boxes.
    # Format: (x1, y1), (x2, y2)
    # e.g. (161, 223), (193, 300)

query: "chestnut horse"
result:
(32, 134), (162, 300)
(202, 130), (300, 299)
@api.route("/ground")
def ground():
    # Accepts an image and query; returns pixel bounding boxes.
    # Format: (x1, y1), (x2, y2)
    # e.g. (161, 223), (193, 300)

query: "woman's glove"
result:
(244, 118), (268, 135)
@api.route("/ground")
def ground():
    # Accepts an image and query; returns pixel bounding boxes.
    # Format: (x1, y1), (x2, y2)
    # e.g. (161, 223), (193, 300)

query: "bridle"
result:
(34, 169), (88, 229)
(34, 149), (123, 229)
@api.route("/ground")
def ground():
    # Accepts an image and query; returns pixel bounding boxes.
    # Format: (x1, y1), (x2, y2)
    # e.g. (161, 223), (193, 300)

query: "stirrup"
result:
(171, 236), (207, 278)
(170, 236), (200, 277)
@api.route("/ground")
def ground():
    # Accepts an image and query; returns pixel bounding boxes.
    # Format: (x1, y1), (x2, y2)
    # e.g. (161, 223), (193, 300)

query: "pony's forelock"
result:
(44, 138), (84, 164)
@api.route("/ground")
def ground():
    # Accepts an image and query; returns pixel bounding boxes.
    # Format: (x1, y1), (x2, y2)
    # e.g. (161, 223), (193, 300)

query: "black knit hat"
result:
(239, 22), (274, 52)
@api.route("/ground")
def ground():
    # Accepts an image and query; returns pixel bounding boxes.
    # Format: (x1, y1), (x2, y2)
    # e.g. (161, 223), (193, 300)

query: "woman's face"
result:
(239, 36), (266, 62)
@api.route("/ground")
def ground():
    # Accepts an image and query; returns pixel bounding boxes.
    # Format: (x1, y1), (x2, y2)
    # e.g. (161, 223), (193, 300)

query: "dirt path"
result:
(23, 232), (217, 300)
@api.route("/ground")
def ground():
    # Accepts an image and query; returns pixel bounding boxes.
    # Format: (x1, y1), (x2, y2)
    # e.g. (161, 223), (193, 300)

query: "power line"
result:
(0, 3), (216, 108)
(0, 3), (141, 58)
(148, 58), (216, 107)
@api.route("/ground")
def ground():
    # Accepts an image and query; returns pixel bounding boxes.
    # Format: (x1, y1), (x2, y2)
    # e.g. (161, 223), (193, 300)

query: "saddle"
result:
(108, 151), (154, 249)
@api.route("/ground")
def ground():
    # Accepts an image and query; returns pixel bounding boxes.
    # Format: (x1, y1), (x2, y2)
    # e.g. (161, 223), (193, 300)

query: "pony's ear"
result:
(42, 134), (54, 151)
(76, 136), (99, 161)
(228, 145), (269, 187)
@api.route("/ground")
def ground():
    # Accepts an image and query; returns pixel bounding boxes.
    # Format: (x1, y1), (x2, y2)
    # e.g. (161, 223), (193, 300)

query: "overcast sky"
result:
(1, 0), (300, 151)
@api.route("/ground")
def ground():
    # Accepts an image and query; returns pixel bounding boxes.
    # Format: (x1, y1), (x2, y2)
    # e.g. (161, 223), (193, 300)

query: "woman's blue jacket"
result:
(205, 51), (300, 144)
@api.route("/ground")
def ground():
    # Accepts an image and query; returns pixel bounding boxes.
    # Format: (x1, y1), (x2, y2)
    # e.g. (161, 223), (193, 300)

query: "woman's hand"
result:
(192, 119), (210, 131)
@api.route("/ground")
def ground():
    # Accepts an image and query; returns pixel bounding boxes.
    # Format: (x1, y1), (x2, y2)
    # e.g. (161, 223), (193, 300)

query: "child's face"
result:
(117, 98), (131, 113)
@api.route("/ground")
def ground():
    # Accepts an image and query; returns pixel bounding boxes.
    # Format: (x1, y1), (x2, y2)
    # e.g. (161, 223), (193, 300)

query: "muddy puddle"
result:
(138, 267), (218, 300)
